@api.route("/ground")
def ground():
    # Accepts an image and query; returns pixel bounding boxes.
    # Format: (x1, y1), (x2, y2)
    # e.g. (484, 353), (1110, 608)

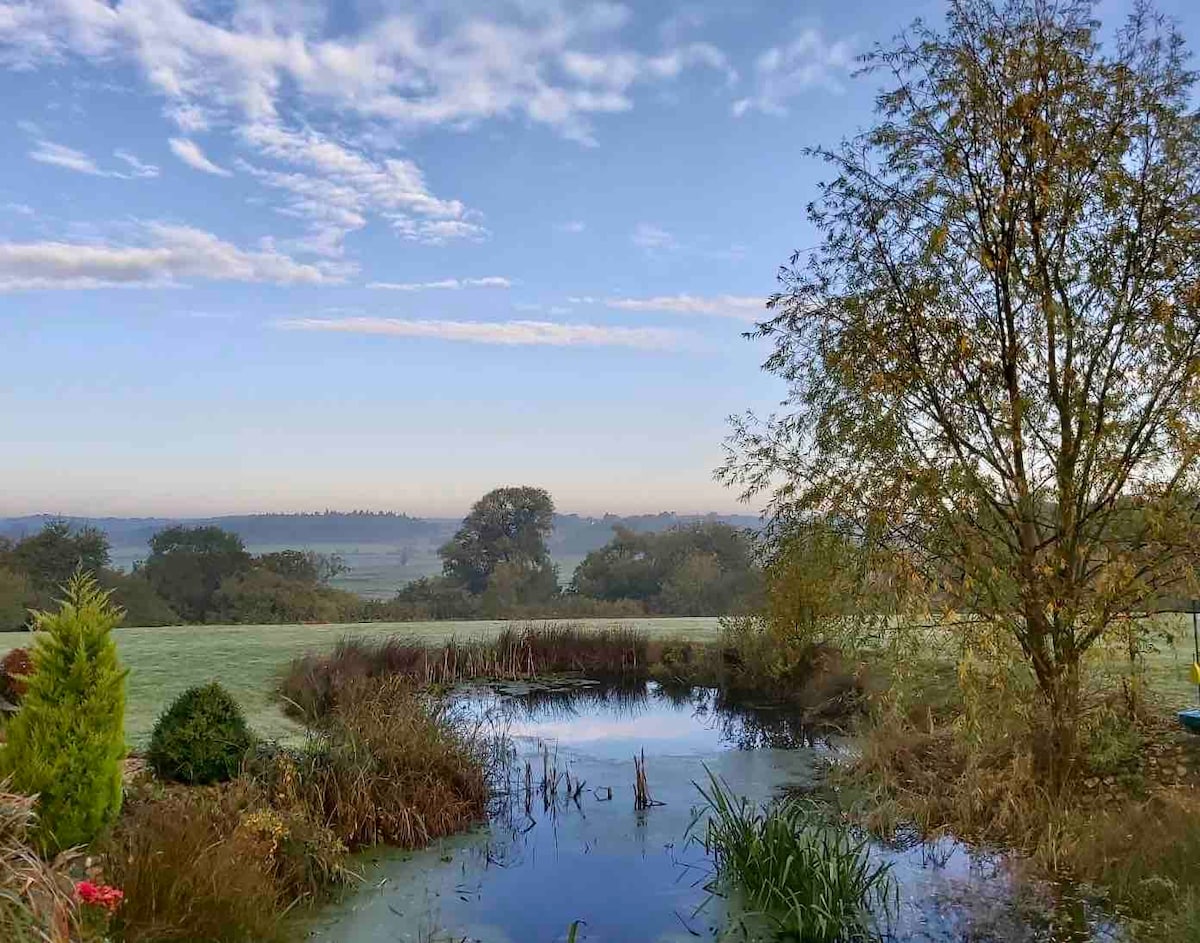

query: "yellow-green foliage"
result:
(1, 574), (127, 853)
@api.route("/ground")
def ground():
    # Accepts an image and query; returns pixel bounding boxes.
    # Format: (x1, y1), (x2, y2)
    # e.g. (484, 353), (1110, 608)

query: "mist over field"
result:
(0, 510), (760, 598)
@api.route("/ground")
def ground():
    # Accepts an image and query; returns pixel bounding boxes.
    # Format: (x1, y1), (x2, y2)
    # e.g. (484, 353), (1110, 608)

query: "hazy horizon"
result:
(0, 500), (762, 521)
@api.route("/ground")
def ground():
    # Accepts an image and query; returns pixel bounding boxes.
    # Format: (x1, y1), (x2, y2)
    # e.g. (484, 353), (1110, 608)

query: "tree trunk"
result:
(1035, 657), (1081, 793)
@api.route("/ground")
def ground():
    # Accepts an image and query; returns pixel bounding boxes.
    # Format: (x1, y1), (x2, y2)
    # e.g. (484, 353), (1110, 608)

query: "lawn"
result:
(0, 617), (723, 745)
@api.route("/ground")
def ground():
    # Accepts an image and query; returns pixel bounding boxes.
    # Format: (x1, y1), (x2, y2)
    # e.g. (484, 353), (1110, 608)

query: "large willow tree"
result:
(723, 0), (1200, 772)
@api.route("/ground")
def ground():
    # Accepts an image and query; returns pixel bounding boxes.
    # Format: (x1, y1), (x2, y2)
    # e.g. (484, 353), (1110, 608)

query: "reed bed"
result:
(691, 769), (893, 943)
(280, 623), (653, 722)
(255, 678), (488, 851)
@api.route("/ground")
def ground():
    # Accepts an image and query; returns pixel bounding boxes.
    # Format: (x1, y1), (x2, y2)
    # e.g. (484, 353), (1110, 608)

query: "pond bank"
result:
(304, 680), (1118, 943)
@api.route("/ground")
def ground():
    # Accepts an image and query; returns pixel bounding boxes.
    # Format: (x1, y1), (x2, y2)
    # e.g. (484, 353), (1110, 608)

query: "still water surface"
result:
(307, 682), (1118, 943)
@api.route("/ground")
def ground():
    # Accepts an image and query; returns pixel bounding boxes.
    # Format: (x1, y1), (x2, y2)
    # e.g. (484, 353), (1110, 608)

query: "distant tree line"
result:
(372, 487), (763, 621)
(0, 488), (763, 629)
(0, 521), (355, 630)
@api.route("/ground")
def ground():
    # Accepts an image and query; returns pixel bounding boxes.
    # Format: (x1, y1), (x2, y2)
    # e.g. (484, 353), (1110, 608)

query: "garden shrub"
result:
(147, 682), (254, 785)
(0, 647), (32, 704)
(0, 574), (127, 853)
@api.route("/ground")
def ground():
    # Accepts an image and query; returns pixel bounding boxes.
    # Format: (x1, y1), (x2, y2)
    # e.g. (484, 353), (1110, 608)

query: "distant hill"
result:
(0, 511), (441, 548)
(0, 510), (758, 555)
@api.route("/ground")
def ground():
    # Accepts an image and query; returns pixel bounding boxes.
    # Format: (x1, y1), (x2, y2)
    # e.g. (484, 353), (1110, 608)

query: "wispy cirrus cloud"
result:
(732, 29), (855, 116)
(0, 223), (338, 290)
(114, 149), (160, 178)
(30, 140), (157, 179)
(276, 317), (684, 350)
(631, 223), (678, 251)
(238, 124), (483, 255)
(569, 293), (765, 320)
(367, 276), (511, 291)
(169, 137), (231, 176)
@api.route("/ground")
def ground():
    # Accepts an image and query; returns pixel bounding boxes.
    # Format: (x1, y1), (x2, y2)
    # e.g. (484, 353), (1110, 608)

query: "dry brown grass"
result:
(260, 678), (487, 850)
(846, 652), (1200, 943)
(0, 786), (81, 943)
(102, 779), (352, 943)
(280, 624), (654, 722)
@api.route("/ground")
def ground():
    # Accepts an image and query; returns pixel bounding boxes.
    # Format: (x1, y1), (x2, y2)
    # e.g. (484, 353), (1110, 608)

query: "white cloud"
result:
(556, 220), (586, 234)
(276, 317), (683, 350)
(0, 223), (337, 290)
(169, 137), (231, 176)
(578, 293), (765, 320)
(30, 139), (159, 178)
(0, 0), (731, 145)
(114, 149), (160, 178)
(238, 124), (483, 253)
(29, 140), (105, 175)
(732, 29), (854, 116)
(367, 276), (512, 291)
(631, 223), (678, 251)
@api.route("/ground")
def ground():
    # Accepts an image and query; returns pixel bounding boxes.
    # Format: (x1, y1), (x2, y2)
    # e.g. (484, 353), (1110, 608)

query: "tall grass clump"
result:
(0, 787), (80, 943)
(102, 779), (351, 943)
(692, 771), (893, 943)
(263, 678), (487, 849)
(0, 573), (126, 853)
(280, 624), (652, 722)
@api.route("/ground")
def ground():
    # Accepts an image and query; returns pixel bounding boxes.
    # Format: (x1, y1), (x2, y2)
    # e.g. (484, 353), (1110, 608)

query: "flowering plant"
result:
(76, 880), (124, 913)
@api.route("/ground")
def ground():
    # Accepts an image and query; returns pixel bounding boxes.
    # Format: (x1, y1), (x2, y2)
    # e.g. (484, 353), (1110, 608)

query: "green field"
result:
(4, 613), (1196, 748)
(0, 618), (723, 745)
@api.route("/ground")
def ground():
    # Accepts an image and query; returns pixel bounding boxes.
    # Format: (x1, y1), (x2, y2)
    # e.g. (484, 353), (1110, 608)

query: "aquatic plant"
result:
(691, 770), (893, 943)
(280, 624), (653, 722)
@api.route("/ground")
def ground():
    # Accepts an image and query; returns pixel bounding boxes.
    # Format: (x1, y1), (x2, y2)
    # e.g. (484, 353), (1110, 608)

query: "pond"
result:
(306, 681), (1120, 943)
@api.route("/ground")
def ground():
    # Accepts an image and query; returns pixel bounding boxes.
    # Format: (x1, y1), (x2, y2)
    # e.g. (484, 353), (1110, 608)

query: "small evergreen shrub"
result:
(147, 683), (254, 785)
(0, 574), (127, 854)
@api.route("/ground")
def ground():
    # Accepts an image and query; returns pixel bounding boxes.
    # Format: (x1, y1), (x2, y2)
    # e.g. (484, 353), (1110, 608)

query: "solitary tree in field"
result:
(440, 486), (557, 597)
(722, 0), (1200, 779)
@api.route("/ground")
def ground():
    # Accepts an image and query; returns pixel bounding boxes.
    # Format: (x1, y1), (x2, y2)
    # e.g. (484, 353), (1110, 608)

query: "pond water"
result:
(306, 682), (1120, 943)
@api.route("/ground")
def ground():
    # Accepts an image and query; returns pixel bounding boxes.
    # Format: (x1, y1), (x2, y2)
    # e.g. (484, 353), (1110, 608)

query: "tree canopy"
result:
(570, 522), (762, 615)
(721, 0), (1200, 773)
(6, 519), (109, 593)
(439, 486), (557, 596)
(142, 525), (253, 622)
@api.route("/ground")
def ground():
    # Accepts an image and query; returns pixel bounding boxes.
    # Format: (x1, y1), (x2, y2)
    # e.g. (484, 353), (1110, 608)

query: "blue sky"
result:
(1, 0), (1196, 518)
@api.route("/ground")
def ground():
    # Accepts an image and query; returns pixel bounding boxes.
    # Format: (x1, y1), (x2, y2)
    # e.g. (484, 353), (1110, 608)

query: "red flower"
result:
(76, 880), (124, 913)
